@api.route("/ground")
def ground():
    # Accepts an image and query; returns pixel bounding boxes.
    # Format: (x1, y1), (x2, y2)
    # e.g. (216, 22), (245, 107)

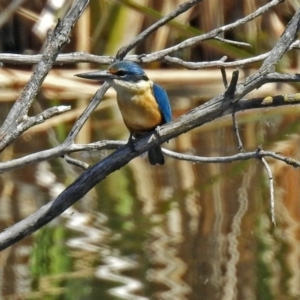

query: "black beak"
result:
(75, 70), (115, 80)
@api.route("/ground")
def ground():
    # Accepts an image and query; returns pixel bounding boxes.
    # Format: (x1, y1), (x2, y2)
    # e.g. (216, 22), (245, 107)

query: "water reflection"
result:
(96, 256), (148, 300)
(1, 92), (300, 299)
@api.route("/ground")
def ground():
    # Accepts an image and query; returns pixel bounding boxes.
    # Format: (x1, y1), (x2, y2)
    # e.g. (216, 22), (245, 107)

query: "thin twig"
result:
(219, 56), (228, 89)
(232, 112), (244, 152)
(136, 0), (284, 62)
(0, 140), (125, 173)
(224, 70), (239, 98)
(65, 82), (110, 143)
(162, 148), (300, 167)
(260, 157), (276, 226)
(116, 0), (203, 60)
(221, 66), (244, 152)
(16, 105), (71, 135)
(214, 36), (252, 47)
(64, 155), (89, 170)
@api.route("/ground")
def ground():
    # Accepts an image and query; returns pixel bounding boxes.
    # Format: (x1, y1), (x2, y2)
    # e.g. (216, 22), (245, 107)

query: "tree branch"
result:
(135, 0), (285, 62)
(0, 0), (89, 152)
(260, 157), (276, 225)
(0, 90), (300, 174)
(116, 0), (203, 60)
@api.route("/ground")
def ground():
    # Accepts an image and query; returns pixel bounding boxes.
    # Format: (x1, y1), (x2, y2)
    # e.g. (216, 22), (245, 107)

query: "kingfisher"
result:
(75, 61), (172, 165)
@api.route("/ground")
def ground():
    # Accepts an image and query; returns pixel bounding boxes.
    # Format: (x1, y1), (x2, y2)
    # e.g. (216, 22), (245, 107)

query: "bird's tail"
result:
(148, 145), (165, 165)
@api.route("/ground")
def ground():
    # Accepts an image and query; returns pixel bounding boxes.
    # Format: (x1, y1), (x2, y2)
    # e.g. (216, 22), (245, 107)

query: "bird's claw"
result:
(127, 134), (137, 151)
(155, 125), (161, 136)
(149, 126), (161, 143)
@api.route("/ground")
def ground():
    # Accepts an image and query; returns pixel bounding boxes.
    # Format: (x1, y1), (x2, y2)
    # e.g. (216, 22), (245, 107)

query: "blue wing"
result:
(152, 82), (172, 123)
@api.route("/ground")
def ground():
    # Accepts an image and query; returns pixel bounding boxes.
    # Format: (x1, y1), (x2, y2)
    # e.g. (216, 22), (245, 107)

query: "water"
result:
(0, 86), (300, 300)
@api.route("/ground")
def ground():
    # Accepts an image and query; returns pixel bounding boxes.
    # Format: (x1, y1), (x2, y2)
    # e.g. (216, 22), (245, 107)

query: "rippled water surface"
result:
(1, 83), (300, 300)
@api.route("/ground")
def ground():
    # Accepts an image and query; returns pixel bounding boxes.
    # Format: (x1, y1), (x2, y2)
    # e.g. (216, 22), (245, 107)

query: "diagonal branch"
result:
(65, 82), (110, 143)
(136, 0), (285, 62)
(116, 0), (203, 60)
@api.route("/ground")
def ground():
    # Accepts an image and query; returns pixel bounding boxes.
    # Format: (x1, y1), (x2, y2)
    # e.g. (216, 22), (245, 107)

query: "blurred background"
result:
(0, 0), (300, 299)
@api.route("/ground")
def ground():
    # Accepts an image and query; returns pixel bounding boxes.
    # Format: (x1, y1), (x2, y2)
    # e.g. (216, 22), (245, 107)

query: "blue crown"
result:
(109, 61), (146, 77)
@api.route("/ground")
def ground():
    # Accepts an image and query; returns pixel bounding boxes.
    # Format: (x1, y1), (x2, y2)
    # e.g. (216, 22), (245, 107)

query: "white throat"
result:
(110, 79), (150, 94)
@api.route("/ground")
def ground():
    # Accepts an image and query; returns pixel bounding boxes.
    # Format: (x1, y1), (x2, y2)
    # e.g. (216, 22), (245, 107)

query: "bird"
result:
(75, 60), (172, 165)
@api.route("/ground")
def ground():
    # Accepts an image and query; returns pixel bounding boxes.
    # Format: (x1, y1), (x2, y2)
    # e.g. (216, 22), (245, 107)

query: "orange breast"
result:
(117, 90), (162, 134)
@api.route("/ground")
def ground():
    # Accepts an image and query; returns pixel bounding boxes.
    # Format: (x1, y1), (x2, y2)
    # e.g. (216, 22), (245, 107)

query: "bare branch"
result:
(162, 148), (300, 168)
(136, 0), (284, 62)
(232, 112), (244, 152)
(235, 92), (300, 110)
(0, 52), (113, 65)
(15, 105), (71, 135)
(261, 10), (300, 71)
(64, 155), (89, 170)
(214, 36), (252, 47)
(0, 140), (124, 173)
(116, 0), (203, 60)
(65, 82), (110, 143)
(162, 53), (268, 69)
(1, 38), (299, 69)
(220, 56), (229, 88)
(1, 89), (300, 174)
(225, 70), (239, 98)
(261, 157), (276, 225)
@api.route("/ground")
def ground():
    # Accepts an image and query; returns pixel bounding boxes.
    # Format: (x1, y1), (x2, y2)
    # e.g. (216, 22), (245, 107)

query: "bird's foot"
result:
(149, 126), (161, 143)
(155, 125), (161, 136)
(127, 134), (137, 151)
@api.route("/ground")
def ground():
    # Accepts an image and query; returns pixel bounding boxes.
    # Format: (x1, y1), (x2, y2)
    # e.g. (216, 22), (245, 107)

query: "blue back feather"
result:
(152, 83), (172, 123)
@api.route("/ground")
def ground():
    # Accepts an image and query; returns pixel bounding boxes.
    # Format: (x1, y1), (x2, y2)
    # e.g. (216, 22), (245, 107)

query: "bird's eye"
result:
(116, 70), (127, 77)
